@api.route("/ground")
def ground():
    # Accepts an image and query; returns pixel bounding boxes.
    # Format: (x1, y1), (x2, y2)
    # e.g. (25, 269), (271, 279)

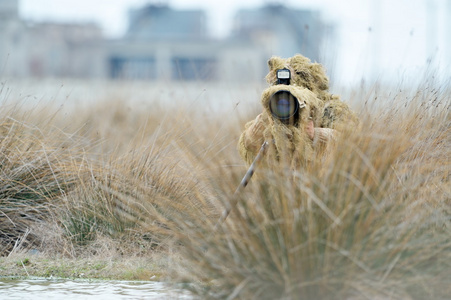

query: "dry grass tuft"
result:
(0, 103), (84, 255)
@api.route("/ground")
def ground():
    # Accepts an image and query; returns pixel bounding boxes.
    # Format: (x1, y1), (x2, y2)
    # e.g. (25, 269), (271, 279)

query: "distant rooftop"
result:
(232, 4), (324, 60)
(233, 4), (320, 35)
(126, 4), (207, 40)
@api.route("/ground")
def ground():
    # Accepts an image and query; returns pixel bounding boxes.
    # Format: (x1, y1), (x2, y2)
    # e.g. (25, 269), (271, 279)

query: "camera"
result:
(269, 69), (304, 125)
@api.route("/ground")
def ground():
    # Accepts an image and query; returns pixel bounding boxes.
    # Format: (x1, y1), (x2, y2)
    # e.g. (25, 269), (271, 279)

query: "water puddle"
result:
(0, 277), (191, 299)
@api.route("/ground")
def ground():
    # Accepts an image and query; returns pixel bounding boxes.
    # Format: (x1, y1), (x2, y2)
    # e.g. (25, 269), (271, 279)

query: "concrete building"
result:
(106, 3), (330, 82)
(0, 0), (104, 78)
(106, 3), (266, 82)
(0, 0), (28, 77)
(25, 22), (105, 78)
(126, 4), (207, 40)
(0, 1), (331, 83)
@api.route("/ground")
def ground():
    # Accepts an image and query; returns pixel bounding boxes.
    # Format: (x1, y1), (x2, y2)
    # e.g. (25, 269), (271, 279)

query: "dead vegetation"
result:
(0, 80), (449, 299)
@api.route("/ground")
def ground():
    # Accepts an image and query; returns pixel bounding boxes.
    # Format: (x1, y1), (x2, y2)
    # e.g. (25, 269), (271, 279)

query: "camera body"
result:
(269, 69), (305, 125)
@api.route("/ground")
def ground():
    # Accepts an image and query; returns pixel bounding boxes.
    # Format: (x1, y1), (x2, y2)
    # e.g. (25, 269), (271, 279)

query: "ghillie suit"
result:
(238, 54), (358, 168)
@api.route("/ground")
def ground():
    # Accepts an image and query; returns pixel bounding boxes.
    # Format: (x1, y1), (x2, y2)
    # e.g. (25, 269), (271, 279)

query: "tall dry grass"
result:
(0, 101), (86, 255)
(0, 91), (237, 256)
(0, 79), (449, 299)
(156, 84), (450, 299)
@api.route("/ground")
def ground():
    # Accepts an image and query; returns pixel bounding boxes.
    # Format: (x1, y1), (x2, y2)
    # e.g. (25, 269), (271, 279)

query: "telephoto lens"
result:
(269, 90), (299, 124)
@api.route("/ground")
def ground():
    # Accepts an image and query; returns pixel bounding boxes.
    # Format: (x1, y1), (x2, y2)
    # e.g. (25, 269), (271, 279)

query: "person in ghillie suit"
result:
(238, 54), (358, 169)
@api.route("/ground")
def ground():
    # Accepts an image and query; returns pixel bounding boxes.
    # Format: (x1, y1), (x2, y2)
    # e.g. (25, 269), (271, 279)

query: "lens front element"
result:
(269, 90), (299, 123)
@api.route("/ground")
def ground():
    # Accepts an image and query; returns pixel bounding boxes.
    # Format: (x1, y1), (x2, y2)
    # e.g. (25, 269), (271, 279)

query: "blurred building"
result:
(0, 0), (104, 78)
(106, 3), (330, 82)
(106, 3), (265, 82)
(0, 0), (27, 77)
(26, 23), (104, 78)
(231, 4), (325, 62)
(0, 1), (331, 82)
(126, 4), (207, 40)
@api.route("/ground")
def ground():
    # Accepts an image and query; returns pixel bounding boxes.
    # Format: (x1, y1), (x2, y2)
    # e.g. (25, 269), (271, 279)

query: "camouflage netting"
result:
(239, 54), (358, 167)
(265, 54), (332, 102)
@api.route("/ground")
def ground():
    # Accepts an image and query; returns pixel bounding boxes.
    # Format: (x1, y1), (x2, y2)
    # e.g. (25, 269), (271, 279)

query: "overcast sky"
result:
(19, 0), (451, 85)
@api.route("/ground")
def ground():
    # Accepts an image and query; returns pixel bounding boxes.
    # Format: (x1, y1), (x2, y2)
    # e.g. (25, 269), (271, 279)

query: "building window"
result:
(110, 57), (156, 79)
(171, 57), (216, 81)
